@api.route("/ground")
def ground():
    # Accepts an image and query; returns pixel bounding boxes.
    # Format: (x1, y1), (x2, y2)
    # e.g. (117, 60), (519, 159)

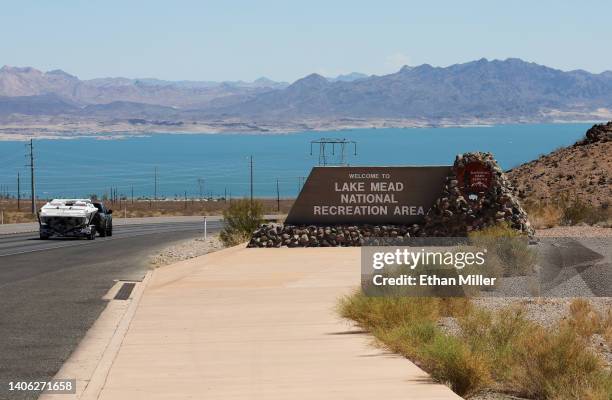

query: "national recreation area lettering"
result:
(313, 172), (425, 217)
(284, 166), (451, 225)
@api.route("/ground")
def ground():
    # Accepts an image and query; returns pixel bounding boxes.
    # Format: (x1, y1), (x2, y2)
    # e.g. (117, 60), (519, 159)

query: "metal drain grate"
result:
(114, 282), (136, 300)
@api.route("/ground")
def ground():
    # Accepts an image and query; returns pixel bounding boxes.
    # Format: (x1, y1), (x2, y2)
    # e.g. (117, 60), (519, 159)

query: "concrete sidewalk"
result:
(84, 247), (462, 399)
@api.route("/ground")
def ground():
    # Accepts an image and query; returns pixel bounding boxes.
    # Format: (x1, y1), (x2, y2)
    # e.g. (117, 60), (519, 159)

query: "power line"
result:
(154, 166), (158, 200)
(198, 178), (204, 201)
(249, 155), (253, 205)
(26, 139), (36, 214)
(276, 178), (280, 212)
(17, 171), (20, 210)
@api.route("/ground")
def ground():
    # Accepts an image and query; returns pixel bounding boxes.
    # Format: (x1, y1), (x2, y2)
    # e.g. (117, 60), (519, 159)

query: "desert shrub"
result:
(421, 334), (492, 396)
(604, 327), (612, 349)
(219, 199), (263, 246)
(337, 292), (440, 330)
(524, 201), (563, 228)
(524, 197), (611, 228)
(374, 320), (439, 360)
(469, 223), (536, 277)
(510, 325), (607, 400)
(459, 306), (534, 381)
(338, 290), (611, 399)
(438, 297), (473, 318)
(566, 298), (602, 338)
(338, 293), (487, 396)
(560, 198), (602, 225)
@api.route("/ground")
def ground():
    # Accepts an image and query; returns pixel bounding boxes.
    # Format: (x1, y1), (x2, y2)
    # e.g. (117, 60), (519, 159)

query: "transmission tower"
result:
(310, 138), (357, 166)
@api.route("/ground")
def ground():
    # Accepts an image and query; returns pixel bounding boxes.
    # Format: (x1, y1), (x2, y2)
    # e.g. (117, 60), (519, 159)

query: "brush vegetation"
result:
(524, 195), (611, 229)
(219, 199), (265, 246)
(468, 223), (536, 278)
(339, 294), (611, 398)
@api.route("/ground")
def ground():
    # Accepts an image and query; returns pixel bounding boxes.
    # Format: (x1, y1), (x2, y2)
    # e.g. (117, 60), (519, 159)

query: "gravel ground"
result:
(536, 225), (612, 237)
(468, 391), (529, 400)
(149, 233), (225, 267)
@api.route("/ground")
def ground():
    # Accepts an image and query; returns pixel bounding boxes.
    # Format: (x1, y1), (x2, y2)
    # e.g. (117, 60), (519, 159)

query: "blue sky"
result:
(1, 1), (611, 82)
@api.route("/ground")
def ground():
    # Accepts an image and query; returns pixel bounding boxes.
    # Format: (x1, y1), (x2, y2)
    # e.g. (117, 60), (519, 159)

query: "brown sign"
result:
(456, 161), (493, 201)
(285, 166), (451, 225)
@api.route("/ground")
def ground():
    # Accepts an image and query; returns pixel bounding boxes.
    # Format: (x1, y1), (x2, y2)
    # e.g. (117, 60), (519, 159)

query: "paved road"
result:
(0, 220), (221, 400)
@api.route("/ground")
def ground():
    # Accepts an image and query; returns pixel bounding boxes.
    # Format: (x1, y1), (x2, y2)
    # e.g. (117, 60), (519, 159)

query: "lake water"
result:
(0, 123), (593, 199)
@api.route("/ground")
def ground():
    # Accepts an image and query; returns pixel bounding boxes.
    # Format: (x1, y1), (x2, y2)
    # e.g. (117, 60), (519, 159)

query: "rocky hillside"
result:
(507, 122), (612, 207)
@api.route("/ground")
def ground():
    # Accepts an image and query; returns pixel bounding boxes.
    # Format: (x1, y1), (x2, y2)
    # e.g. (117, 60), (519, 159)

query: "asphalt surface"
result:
(0, 220), (221, 400)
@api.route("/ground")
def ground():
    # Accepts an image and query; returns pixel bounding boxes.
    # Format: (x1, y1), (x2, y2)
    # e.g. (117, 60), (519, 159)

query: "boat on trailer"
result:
(38, 199), (98, 240)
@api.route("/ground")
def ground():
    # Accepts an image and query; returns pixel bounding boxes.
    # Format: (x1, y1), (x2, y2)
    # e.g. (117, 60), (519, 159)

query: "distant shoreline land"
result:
(1, 58), (612, 140)
(1, 119), (609, 142)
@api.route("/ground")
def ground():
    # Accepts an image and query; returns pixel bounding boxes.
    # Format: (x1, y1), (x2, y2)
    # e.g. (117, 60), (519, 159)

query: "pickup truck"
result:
(92, 201), (113, 237)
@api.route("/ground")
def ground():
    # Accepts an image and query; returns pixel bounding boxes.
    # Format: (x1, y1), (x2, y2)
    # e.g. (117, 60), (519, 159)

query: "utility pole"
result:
(27, 139), (36, 214)
(17, 172), (20, 210)
(197, 178), (204, 201)
(184, 191), (187, 209)
(154, 166), (158, 201)
(131, 185), (134, 204)
(224, 187), (227, 203)
(276, 178), (280, 212)
(249, 155), (253, 205)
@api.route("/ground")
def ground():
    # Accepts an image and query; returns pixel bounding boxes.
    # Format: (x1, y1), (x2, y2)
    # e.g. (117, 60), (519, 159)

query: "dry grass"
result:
(524, 197), (611, 229)
(468, 223), (536, 277)
(511, 324), (607, 400)
(567, 298), (603, 338)
(338, 294), (491, 396)
(0, 198), (293, 224)
(524, 201), (564, 228)
(338, 293), (611, 399)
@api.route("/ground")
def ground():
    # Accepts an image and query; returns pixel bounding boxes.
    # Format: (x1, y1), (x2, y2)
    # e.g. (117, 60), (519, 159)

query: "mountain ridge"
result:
(1, 58), (612, 130)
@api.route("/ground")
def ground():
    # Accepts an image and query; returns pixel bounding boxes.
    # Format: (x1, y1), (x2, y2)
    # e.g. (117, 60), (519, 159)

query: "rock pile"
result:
(247, 224), (417, 248)
(248, 152), (534, 247)
(423, 152), (533, 236)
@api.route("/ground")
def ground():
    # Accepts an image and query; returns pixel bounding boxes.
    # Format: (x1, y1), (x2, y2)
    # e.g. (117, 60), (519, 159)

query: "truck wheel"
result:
(88, 228), (96, 240)
(99, 224), (107, 237)
(40, 233), (49, 240)
(107, 224), (113, 237)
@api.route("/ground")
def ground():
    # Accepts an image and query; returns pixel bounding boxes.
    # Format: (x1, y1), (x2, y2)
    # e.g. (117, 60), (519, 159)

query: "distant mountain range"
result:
(1, 58), (612, 132)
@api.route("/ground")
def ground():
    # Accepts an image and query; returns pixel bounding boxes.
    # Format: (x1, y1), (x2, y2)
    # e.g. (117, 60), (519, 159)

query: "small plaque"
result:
(456, 161), (493, 201)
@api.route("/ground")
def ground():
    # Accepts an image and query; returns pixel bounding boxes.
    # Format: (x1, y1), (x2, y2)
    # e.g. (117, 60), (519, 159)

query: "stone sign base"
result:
(248, 224), (417, 248)
(248, 152), (534, 248)
(422, 152), (533, 237)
